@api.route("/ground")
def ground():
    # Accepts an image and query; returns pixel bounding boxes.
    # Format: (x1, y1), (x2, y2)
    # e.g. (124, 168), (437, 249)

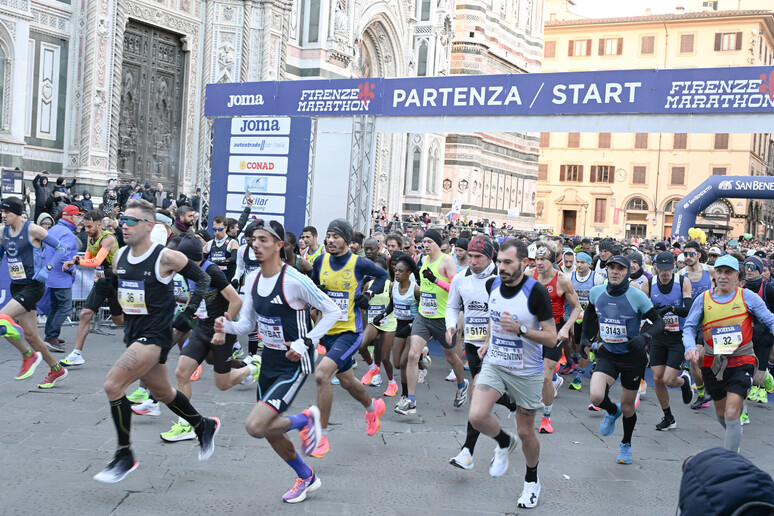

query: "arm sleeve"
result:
(178, 258), (211, 313)
(228, 246), (238, 265)
(681, 297), (705, 352)
(356, 257), (388, 294)
(234, 246), (246, 280)
(528, 285), (554, 322)
(640, 307), (665, 338)
(42, 235), (66, 265)
(670, 297), (693, 317)
(223, 274), (257, 335)
(435, 276), (453, 293)
(78, 246), (110, 267)
(288, 273), (342, 344)
(581, 302), (599, 341)
(742, 289), (774, 335)
(445, 274), (464, 330)
(237, 207), (250, 233)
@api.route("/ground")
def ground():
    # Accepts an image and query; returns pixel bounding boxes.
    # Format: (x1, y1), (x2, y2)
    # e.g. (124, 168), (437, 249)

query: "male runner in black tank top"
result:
(92, 199), (220, 484)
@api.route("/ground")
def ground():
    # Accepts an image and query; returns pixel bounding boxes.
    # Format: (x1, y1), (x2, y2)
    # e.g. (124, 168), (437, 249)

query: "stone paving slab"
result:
(1, 326), (773, 515)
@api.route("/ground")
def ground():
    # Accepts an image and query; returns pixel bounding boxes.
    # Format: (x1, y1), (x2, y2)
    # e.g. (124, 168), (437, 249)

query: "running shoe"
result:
(45, 338), (65, 353)
(60, 350), (84, 367)
(317, 343), (327, 356)
(748, 385), (759, 401)
(588, 404), (600, 411)
(680, 371), (693, 405)
(740, 412), (750, 425)
(15, 351), (42, 380)
(190, 364), (202, 382)
(365, 398), (386, 436)
(395, 395), (407, 409)
(558, 363), (575, 375)
(198, 416), (220, 461)
(394, 397), (417, 415)
(361, 366), (380, 386)
(160, 421), (196, 442)
(463, 359), (470, 371)
(599, 403), (622, 436)
(0, 315), (24, 340)
(538, 416), (553, 434)
(489, 432), (519, 477)
(634, 389), (640, 408)
(639, 379), (647, 398)
(352, 359), (358, 369)
(445, 369), (457, 382)
(766, 370), (774, 393)
(691, 393), (712, 410)
(331, 376), (340, 385)
(299, 406), (322, 456)
(93, 448), (138, 483)
(449, 447), (474, 470)
(132, 399), (160, 416)
(517, 479), (541, 509)
(384, 381), (398, 397)
(282, 471), (321, 503)
(553, 376), (563, 398)
(757, 387), (768, 404)
(569, 376), (582, 391)
(38, 367), (68, 389)
(240, 374), (255, 386)
(454, 379), (470, 408)
(370, 373), (382, 387)
(655, 415), (676, 431)
(311, 435), (329, 457)
(127, 387), (149, 404)
(418, 369), (427, 384)
(231, 342), (244, 360)
(249, 354), (262, 379)
(617, 442), (633, 464)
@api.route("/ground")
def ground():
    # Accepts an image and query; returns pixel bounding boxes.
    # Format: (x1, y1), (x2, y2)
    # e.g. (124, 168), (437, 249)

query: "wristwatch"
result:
(519, 324), (528, 337)
(46, 264), (53, 271)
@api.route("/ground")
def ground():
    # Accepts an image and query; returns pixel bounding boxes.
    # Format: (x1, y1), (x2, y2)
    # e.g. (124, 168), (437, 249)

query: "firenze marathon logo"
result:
(664, 70), (774, 109)
(296, 83), (376, 112)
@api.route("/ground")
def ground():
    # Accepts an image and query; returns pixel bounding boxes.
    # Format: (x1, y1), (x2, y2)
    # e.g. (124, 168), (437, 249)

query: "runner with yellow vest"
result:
(302, 226), (325, 264)
(396, 228), (465, 415)
(60, 210), (123, 367)
(682, 254), (774, 452)
(310, 218), (389, 457)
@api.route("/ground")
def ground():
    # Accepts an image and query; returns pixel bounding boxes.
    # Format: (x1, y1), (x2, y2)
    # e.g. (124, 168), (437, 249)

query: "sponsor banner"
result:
(227, 175), (287, 194)
(226, 193), (286, 214)
(226, 212), (285, 227)
(230, 136), (290, 154)
(205, 66), (774, 117)
(227, 156), (288, 174)
(231, 117), (291, 135)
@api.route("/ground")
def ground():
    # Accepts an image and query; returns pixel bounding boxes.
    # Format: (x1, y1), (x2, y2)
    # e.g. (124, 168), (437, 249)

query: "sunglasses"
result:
(212, 227), (226, 232)
(745, 263), (758, 271)
(684, 252), (697, 257)
(120, 216), (154, 226)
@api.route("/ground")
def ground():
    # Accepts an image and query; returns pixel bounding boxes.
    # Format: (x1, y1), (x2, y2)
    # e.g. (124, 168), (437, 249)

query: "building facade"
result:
(538, 6), (774, 239)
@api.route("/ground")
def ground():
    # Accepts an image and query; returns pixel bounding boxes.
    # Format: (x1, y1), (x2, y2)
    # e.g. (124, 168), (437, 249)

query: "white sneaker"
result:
(489, 432), (519, 477)
(445, 369), (457, 382)
(370, 373), (382, 387)
(552, 376), (563, 398)
(131, 398), (160, 416)
(449, 447), (474, 470)
(517, 479), (541, 508)
(639, 379), (647, 397)
(241, 374), (255, 386)
(418, 369), (427, 384)
(60, 351), (84, 367)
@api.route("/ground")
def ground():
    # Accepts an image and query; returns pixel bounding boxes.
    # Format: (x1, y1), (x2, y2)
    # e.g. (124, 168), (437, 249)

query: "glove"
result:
(290, 338), (314, 374)
(173, 311), (195, 332)
(231, 278), (240, 290)
(95, 276), (115, 297)
(626, 336), (648, 353)
(579, 338), (591, 359)
(660, 305), (675, 315)
(372, 311), (387, 326)
(422, 268), (437, 284)
(354, 292), (371, 310)
(33, 266), (51, 283)
(651, 303), (663, 312)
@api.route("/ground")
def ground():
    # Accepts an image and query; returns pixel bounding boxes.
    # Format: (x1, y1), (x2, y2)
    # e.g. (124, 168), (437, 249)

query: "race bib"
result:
(487, 335), (523, 369)
(328, 290), (349, 321)
(117, 279), (148, 314)
(257, 314), (286, 350)
(664, 314), (679, 332)
(600, 319), (627, 343)
(211, 251), (226, 263)
(712, 325), (743, 355)
(173, 277), (187, 298)
(420, 292), (438, 316)
(195, 300), (208, 320)
(369, 304), (386, 325)
(94, 265), (105, 280)
(7, 257), (25, 281)
(246, 265), (259, 275)
(464, 316), (488, 343)
(394, 302), (412, 320)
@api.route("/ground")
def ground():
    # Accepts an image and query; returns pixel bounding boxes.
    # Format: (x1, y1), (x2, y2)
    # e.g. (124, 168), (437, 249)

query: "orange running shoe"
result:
(298, 406), (321, 457)
(0, 314), (24, 340)
(384, 381), (398, 397)
(190, 364), (202, 382)
(15, 351), (42, 380)
(365, 398), (386, 436)
(539, 416), (554, 434)
(361, 365), (380, 386)
(311, 435), (329, 458)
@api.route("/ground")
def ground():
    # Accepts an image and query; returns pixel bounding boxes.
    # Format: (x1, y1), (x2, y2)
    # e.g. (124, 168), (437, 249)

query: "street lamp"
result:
(582, 201), (589, 236)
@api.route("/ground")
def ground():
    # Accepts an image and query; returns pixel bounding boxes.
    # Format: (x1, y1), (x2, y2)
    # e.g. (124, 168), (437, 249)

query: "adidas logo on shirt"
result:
(270, 295), (283, 305)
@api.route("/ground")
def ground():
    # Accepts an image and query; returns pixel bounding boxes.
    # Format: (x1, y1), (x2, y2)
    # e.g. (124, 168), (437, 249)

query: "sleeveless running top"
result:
(700, 288), (756, 368)
(533, 270), (564, 325)
(650, 275), (685, 332)
(3, 221), (37, 284)
(419, 255), (449, 319)
(369, 279), (397, 332)
(392, 281), (418, 321)
(88, 230), (117, 280)
(683, 265), (712, 299)
(319, 253), (360, 334)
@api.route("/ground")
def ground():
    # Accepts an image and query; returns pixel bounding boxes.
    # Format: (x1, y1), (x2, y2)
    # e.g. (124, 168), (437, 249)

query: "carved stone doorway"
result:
(117, 21), (185, 191)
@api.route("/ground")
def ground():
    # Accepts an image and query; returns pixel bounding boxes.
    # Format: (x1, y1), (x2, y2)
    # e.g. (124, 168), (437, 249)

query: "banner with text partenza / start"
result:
(204, 66), (774, 118)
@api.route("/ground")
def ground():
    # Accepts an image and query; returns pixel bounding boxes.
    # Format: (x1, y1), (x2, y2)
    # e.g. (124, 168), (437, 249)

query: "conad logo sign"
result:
(240, 160), (275, 170)
(228, 155), (287, 174)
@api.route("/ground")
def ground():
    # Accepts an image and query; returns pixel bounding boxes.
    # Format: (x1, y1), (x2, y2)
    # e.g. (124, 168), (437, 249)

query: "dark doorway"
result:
(562, 210), (577, 235)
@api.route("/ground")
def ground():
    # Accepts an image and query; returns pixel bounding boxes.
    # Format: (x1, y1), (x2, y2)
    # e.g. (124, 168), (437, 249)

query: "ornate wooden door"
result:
(117, 21), (185, 190)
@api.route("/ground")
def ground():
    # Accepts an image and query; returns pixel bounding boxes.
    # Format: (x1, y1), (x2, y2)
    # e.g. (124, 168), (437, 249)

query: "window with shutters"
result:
(568, 132), (580, 148)
(560, 164), (583, 183)
(594, 198), (606, 224)
(712, 167), (727, 176)
(569, 39), (592, 56)
(635, 133), (648, 149)
(590, 165), (614, 183)
(538, 164), (548, 181)
(641, 35), (655, 55)
(673, 133), (687, 149)
(714, 133), (729, 149)
(716, 32), (742, 52)
(632, 166), (646, 184)
(544, 41), (556, 59)
(540, 132), (550, 148)
(598, 133), (611, 149)
(671, 166), (685, 185)
(680, 34), (694, 53)
(599, 37), (623, 56)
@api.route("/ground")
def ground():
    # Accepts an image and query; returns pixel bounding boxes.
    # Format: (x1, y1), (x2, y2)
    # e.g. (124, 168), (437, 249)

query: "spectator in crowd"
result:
(81, 190), (94, 212)
(170, 205), (196, 238)
(102, 179), (119, 213)
(118, 179), (136, 208)
(162, 190), (176, 210)
(154, 183), (165, 208)
(141, 183), (155, 204)
(191, 188), (202, 212)
(37, 212), (54, 231)
(32, 171), (51, 221)
(54, 176), (76, 198)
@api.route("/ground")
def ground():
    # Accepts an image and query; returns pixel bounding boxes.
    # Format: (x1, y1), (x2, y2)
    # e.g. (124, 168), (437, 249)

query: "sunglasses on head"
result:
(120, 216), (153, 226)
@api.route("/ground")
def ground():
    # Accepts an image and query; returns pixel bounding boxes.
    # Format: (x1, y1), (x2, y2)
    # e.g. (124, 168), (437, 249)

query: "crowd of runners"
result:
(1, 194), (772, 508)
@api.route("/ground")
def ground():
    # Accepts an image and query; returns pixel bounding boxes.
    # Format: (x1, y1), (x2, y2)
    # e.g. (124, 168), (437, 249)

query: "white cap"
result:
(747, 249), (756, 257)
(677, 253), (686, 262)
(708, 246), (722, 255)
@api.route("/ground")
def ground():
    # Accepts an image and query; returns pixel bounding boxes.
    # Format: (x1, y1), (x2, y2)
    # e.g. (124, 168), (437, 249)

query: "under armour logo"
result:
(144, 271), (152, 276)
(270, 295), (283, 305)
(266, 399), (281, 410)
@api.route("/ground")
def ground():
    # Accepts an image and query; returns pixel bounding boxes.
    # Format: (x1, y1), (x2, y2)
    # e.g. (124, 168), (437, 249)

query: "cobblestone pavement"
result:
(1, 327), (773, 515)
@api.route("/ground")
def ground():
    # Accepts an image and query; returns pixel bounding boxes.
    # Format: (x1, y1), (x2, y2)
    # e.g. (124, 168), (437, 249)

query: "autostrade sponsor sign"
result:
(205, 67), (774, 117)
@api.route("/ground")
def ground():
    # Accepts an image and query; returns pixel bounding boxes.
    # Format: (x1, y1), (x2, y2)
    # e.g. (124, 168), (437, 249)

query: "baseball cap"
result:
(606, 255), (630, 269)
(655, 242), (667, 252)
(61, 204), (84, 216)
(714, 254), (739, 271)
(655, 252), (675, 270)
(708, 246), (722, 255)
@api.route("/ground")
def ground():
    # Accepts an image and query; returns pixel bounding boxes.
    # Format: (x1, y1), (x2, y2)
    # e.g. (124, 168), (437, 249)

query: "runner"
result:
(591, 239), (613, 282)
(641, 252), (694, 430)
(301, 226), (324, 264)
(311, 218), (388, 457)
(0, 196), (69, 388)
(60, 210), (124, 367)
(391, 254), (421, 405)
(682, 254), (774, 452)
(532, 244), (581, 434)
(467, 240), (556, 509)
(679, 241), (715, 410)
(396, 228), (467, 415)
(581, 254), (665, 464)
(204, 215), (239, 281)
(92, 199), (220, 483)
(360, 257), (398, 396)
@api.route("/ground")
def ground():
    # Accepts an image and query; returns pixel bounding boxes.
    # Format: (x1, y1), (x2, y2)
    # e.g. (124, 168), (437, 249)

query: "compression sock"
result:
(51, 363), (61, 372)
(525, 463), (539, 483)
(621, 413), (637, 444)
(287, 413), (310, 431)
(598, 396), (617, 415)
(165, 390), (203, 433)
(109, 396), (132, 447)
(286, 453), (313, 479)
(463, 421), (479, 453)
(724, 418), (742, 452)
(401, 382), (408, 397)
(494, 430), (511, 449)
(697, 384), (705, 397)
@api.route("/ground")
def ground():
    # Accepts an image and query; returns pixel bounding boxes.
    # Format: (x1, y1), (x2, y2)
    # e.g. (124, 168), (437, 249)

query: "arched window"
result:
(411, 148), (421, 191)
(625, 198), (648, 211)
(663, 199), (677, 213)
(420, 0), (431, 21)
(417, 41), (428, 77)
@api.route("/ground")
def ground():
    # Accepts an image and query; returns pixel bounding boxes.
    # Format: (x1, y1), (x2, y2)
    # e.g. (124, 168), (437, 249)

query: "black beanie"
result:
(178, 234), (203, 262)
(424, 229), (443, 247)
(327, 218), (353, 243)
